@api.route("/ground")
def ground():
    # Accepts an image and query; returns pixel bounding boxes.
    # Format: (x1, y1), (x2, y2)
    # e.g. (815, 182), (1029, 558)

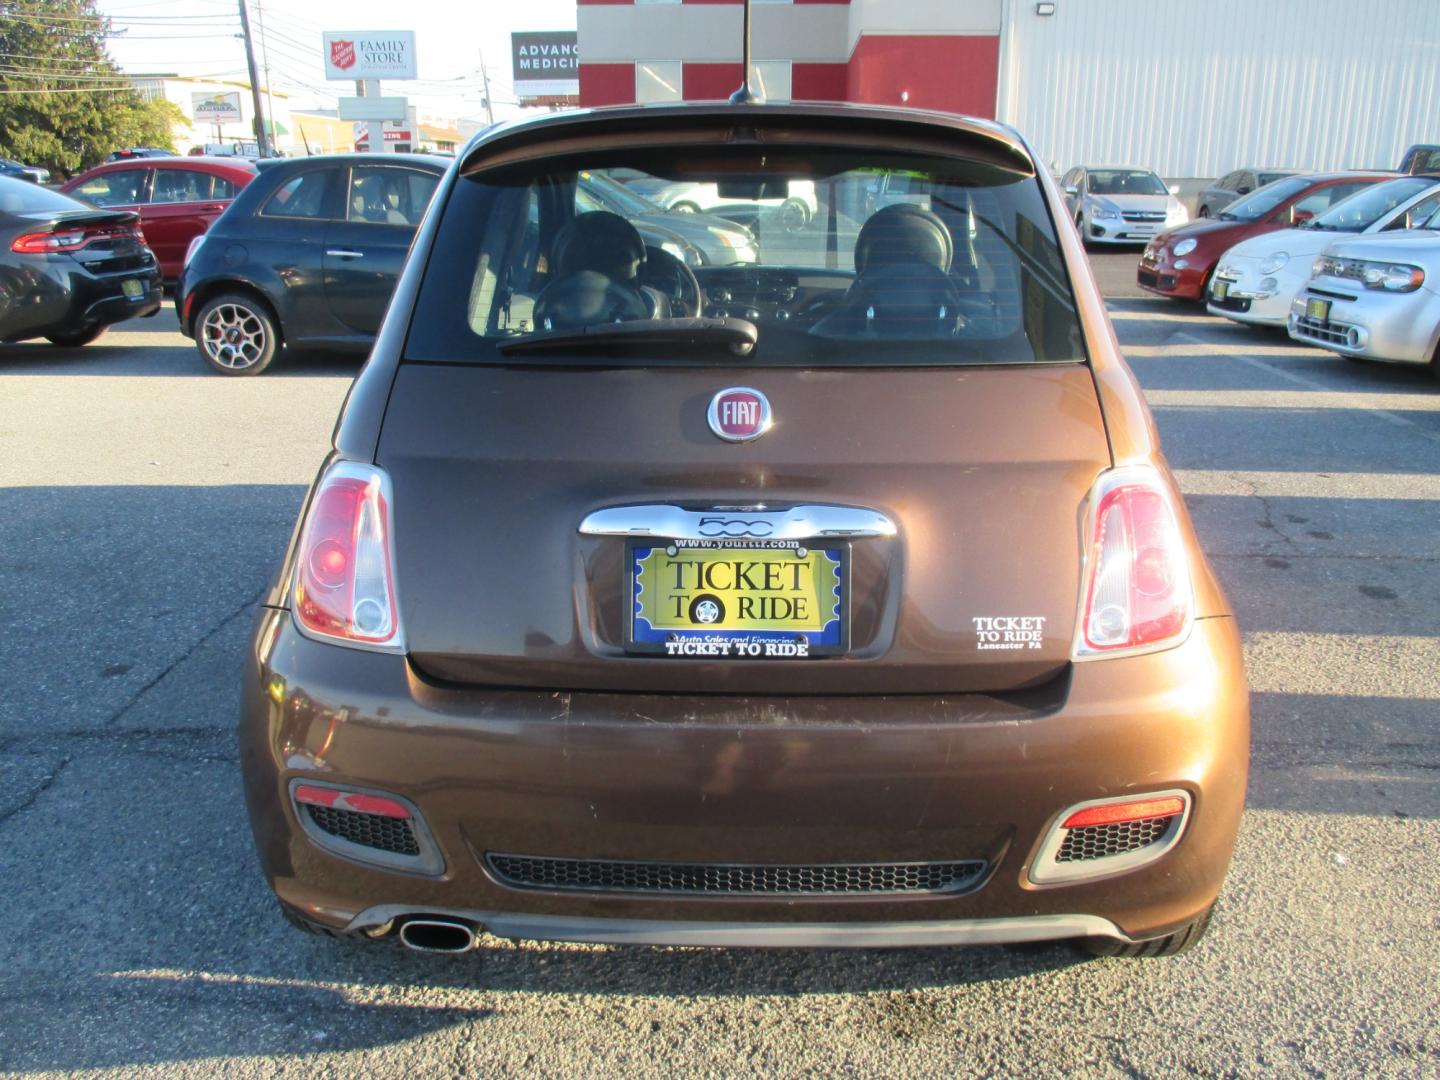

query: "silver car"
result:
(1196, 168), (1300, 218)
(1288, 209), (1440, 375)
(1061, 166), (1188, 245)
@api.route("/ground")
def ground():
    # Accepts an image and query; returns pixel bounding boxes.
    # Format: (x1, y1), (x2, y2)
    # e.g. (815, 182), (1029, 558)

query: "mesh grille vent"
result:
(306, 803), (420, 857)
(487, 854), (986, 896)
(1056, 816), (1171, 863)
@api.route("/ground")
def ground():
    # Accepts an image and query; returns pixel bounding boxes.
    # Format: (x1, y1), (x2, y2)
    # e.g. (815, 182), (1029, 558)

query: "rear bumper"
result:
(0, 260), (160, 341)
(241, 611), (1249, 947)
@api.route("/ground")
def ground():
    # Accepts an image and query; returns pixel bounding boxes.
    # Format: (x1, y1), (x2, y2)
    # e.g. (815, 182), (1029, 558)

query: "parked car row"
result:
(1137, 170), (1440, 380)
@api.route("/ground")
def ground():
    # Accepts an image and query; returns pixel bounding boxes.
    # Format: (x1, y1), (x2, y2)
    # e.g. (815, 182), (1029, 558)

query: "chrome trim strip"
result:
(1027, 789), (1192, 886)
(345, 906), (1130, 948)
(578, 504), (897, 541)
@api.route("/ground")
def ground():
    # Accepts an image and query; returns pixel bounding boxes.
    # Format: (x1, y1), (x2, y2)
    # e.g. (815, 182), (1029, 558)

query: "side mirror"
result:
(1168, 184), (1181, 196)
(1064, 184), (1078, 196)
(1237, 185), (1252, 195)
(1291, 208), (1315, 225)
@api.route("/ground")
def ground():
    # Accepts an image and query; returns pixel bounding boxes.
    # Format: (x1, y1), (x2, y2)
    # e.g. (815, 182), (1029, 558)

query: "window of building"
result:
(636, 61), (683, 104)
(749, 61), (791, 103)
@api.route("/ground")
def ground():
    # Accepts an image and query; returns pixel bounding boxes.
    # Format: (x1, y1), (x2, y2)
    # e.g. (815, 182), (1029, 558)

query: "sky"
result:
(96, 0), (579, 123)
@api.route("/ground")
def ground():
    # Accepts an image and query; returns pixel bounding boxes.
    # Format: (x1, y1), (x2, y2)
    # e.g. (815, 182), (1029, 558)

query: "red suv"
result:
(1137, 172), (1391, 301)
(62, 157), (257, 280)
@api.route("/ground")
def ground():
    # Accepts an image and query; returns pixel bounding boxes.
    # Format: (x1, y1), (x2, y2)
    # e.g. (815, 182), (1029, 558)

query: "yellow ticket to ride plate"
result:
(628, 540), (846, 658)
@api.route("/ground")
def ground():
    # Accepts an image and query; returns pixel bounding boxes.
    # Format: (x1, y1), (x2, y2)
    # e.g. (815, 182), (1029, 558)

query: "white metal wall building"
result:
(578, 0), (1439, 181)
(996, 0), (1440, 178)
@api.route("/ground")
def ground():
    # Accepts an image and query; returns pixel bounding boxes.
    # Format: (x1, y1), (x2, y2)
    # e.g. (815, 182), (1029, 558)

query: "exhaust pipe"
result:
(398, 917), (478, 954)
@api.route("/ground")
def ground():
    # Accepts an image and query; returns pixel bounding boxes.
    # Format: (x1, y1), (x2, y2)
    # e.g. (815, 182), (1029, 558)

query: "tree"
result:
(0, 0), (183, 176)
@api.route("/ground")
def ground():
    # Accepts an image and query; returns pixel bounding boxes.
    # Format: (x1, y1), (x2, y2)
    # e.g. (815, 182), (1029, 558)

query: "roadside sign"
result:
(338, 95), (409, 122)
(322, 31), (418, 81)
(191, 92), (243, 124)
(511, 31), (578, 98)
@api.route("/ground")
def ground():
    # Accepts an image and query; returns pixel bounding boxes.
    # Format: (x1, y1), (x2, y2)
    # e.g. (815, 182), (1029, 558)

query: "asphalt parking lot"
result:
(2, 251), (1437, 1077)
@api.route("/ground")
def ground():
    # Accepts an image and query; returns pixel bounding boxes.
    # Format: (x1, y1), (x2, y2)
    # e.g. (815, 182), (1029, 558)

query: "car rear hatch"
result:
(372, 108), (1111, 695)
(377, 360), (1108, 694)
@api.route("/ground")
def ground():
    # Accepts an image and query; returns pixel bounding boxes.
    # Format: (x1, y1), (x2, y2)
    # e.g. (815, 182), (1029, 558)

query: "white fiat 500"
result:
(1288, 211), (1440, 377)
(1207, 176), (1440, 327)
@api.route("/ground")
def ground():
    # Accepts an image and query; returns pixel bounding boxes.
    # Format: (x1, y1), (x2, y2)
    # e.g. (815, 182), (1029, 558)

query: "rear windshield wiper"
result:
(496, 317), (758, 357)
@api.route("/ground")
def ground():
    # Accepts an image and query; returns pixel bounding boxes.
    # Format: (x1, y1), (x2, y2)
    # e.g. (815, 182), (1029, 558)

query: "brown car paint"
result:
(241, 103), (1248, 952)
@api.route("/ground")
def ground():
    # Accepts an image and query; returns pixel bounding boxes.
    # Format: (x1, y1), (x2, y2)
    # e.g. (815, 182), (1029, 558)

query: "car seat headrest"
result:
(854, 203), (954, 277)
(552, 211), (647, 282)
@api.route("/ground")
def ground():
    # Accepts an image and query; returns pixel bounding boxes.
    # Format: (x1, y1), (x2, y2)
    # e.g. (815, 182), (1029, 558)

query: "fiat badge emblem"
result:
(707, 387), (772, 442)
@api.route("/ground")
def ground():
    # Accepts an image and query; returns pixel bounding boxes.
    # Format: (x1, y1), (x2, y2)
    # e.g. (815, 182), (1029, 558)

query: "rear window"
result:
(406, 148), (1085, 367)
(0, 180), (86, 215)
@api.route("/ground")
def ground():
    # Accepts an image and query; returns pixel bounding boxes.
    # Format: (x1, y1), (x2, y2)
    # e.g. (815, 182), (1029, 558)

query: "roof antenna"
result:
(728, 0), (761, 104)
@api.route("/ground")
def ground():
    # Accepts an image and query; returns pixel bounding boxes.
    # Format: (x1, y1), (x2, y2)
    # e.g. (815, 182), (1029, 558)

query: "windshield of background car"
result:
(1086, 170), (1166, 196)
(1222, 175), (1314, 220)
(1310, 176), (1438, 231)
(405, 149), (1087, 367)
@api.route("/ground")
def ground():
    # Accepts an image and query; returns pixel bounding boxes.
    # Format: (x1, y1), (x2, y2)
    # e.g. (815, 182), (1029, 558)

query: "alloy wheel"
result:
(201, 302), (268, 370)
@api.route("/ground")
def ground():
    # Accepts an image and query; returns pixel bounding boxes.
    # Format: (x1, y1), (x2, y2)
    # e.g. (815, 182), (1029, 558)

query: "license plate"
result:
(1212, 279), (1231, 300)
(1306, 297), (1331, 322)
(121, 278), (145, 301)
(627, 540), (847, 658)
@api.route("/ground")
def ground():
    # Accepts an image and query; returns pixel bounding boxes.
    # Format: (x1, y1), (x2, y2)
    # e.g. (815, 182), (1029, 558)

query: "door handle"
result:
(201, 203), (225, 212)
(326, 249), (364, 259)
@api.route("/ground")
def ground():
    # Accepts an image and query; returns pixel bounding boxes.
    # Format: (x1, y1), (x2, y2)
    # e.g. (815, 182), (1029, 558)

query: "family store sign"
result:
(322, 31), (419, 81)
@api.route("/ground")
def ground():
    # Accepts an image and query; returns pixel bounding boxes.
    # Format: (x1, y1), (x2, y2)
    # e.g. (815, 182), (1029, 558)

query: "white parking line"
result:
(1168, 330), (1440, 443)
(1173, 470), (1440, 500)
(1147, 389), (1440, 412)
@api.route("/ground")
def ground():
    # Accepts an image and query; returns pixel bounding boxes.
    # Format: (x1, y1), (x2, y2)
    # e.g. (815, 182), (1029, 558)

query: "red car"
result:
(1137, 172), (1392, 300)
(61, 157), (257, 280)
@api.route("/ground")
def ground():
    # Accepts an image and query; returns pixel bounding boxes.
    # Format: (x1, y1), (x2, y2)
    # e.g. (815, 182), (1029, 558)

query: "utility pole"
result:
(236, 0), (272, 157)
(478, 47), (494, 126)
(254, 0), (278, 154)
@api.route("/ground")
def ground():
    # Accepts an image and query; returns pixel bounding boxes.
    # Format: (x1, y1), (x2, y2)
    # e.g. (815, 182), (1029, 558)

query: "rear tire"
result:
(1080, 905), (1214, 958)
(195, 292), (279, 375)
(44, 326), (105, 347)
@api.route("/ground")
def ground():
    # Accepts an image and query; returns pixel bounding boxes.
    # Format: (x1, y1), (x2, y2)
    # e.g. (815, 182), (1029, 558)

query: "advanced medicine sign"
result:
(322, 31), (418, 81)
(191, 91), (242, 124)
(512, 31), (578, 98)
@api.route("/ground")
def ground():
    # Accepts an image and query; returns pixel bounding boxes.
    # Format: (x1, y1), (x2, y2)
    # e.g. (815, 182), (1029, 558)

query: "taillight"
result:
(10, 224), (142, 254)
(1074, 465), (1193, 658)
(292, 461), (404, 651)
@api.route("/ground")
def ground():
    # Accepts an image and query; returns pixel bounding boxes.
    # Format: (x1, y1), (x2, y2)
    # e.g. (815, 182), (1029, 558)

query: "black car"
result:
(0, 157), (49, 184)
(0, 177), (161, 346)
(176, 153), (446, 375)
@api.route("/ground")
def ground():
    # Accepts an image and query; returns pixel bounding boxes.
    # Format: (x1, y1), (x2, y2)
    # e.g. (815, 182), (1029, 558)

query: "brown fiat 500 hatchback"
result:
(241, 103), (1249, 959)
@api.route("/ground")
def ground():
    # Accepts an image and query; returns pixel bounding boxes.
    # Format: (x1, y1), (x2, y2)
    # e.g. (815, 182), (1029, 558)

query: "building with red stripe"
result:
(578, 0), (1001, 118)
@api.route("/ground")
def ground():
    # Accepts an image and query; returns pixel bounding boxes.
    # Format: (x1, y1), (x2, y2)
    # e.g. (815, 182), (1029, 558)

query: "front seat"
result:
(532, 211), (668, 331)
(812, 203), (963, 337)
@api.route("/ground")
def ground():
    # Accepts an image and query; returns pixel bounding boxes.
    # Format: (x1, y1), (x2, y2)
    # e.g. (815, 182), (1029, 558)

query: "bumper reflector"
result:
(293, 783), (411, 819)
(1061, 796), (1185, 829)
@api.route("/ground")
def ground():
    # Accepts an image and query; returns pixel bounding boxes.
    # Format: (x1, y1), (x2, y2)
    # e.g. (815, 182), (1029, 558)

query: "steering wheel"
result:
(532, 271), (652, 330)
(640, 245), (703, 318)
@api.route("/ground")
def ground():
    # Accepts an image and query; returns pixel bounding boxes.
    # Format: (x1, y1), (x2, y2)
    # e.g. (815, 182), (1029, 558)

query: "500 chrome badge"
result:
(707, 387), (772, 442)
